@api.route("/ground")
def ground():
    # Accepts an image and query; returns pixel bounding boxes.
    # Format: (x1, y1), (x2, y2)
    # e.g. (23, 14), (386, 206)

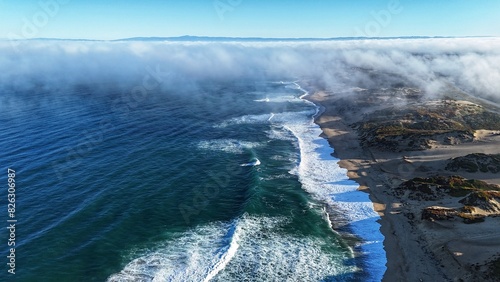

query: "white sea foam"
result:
(214, 113), (272, 128)
(211, 215), (356, 282)
(214, 111), (316, 135)
(265, 125), (296, 141)
(107, 220), (241, 282)
(240, 158), (261, 167)
(254, 95), (302, 103)
(203, 222), (241, 282)
(107, 214), (356, 282)
(258, 173), (293, 181)
(197, 139), (262, 154)
(350, 87), (368, 92)
(253, 97), (270, 102)
(281, 84), (387, 281)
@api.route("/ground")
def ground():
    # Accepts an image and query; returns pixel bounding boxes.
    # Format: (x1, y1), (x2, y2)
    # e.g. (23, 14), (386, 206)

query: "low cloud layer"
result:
(1, 37), (500, 105)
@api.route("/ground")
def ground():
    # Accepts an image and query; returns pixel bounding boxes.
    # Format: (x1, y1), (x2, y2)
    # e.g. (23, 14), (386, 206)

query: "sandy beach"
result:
(307, 88), (500, 281)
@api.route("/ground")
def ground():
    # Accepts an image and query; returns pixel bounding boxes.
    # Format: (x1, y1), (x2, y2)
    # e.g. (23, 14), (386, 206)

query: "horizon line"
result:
(0, 35), (496, 42)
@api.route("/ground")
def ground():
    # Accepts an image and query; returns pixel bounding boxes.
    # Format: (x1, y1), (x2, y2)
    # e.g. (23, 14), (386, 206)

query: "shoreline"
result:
(296, 84), (387, 281)
(303, 93), (396, 281)
(306, 93), (408, 281)
(306, 88), (500, 281)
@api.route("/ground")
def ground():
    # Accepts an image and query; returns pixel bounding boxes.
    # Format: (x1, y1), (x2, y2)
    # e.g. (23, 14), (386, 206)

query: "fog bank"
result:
(1, 37), (499, 105)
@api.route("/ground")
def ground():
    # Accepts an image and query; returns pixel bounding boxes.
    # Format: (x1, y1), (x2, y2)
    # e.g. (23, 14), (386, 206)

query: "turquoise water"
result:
(0, 80), (382, 281)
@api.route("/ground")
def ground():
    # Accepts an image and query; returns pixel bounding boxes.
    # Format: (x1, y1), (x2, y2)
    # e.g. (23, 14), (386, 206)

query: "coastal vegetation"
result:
(354, 98), (500, 151)
(446, 153), (500, 173)
(397, 176), (500, 223)
(396, 175), (499, 200)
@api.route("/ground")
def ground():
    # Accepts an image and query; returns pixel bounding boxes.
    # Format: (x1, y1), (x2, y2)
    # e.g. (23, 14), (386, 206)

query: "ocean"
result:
(0, 79), (385, 281)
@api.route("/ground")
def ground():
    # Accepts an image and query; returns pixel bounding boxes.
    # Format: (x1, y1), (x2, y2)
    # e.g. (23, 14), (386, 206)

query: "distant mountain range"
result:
(3, 35), (486, 42)
(114, 35), (457, 42)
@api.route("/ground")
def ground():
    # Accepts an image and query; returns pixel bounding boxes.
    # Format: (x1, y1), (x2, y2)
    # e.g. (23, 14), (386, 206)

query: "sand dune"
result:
(307, 85), (500, 281)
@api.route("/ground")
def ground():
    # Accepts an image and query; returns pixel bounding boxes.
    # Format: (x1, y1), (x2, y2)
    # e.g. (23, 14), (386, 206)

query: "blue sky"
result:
(1, 0), (499, 40)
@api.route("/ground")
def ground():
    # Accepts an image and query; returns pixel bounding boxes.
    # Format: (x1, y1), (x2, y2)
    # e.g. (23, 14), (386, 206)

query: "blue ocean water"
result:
(0, 80), (385, 281)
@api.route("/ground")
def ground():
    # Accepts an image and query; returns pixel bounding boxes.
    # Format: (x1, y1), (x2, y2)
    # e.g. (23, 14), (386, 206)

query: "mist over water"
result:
(1, 37), (500, 105)
(1, 38), (499, 281)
